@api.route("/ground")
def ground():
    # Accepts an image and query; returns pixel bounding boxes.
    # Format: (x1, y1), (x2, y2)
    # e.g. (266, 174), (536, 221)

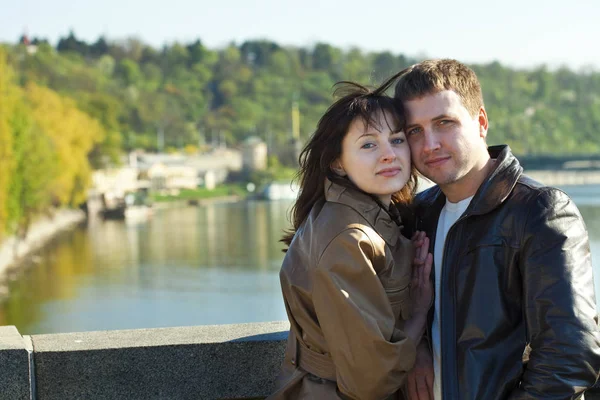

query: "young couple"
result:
(268, 59), (600, 400)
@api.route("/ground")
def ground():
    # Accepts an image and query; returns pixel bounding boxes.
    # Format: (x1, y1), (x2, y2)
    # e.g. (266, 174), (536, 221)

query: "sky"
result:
(1, 0), (598, 70)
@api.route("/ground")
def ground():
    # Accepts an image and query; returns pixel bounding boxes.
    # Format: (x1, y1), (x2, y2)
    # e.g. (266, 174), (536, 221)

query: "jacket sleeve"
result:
(311, 227), (417, 400)
(508, 189), (600, 399)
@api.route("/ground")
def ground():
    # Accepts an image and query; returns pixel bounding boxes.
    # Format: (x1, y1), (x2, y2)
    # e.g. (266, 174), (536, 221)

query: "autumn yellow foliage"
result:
(24, 83), (105, 207)
(0, 45), (108, 238)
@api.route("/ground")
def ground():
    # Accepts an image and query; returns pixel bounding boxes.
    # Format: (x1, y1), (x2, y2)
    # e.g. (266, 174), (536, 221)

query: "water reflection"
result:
(0, 201), (293, 334)
(1, 193), (599, 335)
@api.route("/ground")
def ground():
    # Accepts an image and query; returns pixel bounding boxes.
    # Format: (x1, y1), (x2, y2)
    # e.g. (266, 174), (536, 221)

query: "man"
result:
(392, 59), (600, 399)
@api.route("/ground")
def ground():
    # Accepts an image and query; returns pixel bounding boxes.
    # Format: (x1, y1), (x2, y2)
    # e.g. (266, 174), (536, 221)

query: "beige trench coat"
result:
(268, 181), (417, 400)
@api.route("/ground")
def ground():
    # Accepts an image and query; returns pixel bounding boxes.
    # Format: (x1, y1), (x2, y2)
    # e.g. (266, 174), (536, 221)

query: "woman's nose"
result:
(380, 142), (397, 162)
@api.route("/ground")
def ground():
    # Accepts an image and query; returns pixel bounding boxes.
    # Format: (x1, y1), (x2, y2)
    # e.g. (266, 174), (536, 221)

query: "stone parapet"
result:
(1, 321), (599, 399)
(0, 326), (31, 400)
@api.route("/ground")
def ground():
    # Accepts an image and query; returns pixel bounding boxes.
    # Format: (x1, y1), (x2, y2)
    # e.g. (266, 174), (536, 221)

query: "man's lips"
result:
(376, 167), (401, 177)
(424, 156), (450, 168)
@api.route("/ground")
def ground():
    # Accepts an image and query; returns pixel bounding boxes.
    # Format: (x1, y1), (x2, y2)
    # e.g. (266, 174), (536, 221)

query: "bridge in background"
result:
(518, 154), (600, 171)
(516, 154), (600, 186)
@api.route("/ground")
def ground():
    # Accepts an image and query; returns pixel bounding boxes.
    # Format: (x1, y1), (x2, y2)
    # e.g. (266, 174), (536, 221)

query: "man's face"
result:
(403, 90), (488, 190)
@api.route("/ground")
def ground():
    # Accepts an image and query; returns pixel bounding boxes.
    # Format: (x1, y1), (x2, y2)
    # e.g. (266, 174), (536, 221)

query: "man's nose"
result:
(423, 130), (440, 153)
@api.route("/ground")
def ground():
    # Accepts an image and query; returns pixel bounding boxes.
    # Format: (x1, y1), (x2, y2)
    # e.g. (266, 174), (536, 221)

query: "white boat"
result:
(261, 181), (299, 200)
(124, 205), (153, 221)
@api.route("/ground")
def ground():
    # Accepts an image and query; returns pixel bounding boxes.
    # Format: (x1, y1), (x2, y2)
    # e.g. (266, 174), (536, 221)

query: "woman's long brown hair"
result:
(281, 76), (418, 249)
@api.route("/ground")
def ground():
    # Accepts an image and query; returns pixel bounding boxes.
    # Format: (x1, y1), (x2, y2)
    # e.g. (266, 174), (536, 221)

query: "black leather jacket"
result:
(414, 145), (600, 399)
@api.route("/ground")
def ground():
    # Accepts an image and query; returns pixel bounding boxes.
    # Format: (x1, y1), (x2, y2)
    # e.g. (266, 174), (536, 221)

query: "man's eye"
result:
(407, 127), (421, 136)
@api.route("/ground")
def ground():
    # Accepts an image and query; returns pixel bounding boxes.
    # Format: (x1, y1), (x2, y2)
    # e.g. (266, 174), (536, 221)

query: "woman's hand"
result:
(407, 341), (434, 400)
(410, 231), (433, 316)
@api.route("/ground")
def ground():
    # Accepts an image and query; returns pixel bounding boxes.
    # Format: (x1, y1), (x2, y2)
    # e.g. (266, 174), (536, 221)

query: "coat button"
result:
(291, 358), (296, 365)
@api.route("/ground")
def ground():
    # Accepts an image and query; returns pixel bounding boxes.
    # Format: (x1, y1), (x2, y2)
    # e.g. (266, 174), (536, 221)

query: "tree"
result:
(0, 47), (16, 236)
(25, 83), (104, 206)
(373, 51), (397, 79)
(115, 59), (142, 86)
(90, 37), (109, 57)
(57, 30), (89, 55)
(6, 101), (57, 239)
(240, 40), (280, 67)
(78, 93), (123, 167)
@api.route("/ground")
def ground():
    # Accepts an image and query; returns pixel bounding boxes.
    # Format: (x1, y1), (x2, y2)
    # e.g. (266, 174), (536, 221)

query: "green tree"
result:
(6, 102), (57, 239)
(0, 47), (16, 236)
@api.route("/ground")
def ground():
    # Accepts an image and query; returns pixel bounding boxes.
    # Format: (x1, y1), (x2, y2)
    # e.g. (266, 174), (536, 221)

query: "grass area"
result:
(150, 184), (247, 203)
(272, 166), (298, 181)
(249, 166), (298, 186)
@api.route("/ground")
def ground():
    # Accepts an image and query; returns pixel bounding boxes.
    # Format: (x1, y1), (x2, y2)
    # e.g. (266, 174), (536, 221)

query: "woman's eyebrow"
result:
(355, 132), (378, 142)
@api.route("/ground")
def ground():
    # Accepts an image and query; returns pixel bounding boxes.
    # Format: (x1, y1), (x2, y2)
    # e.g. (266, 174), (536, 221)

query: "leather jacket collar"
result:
(417, 145), (523, 217)
(324, 179), (400, 246)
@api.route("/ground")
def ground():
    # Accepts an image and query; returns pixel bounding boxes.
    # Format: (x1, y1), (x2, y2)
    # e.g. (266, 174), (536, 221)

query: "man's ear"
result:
(331, 160), (346, 176)
(478, 106), (489, 139)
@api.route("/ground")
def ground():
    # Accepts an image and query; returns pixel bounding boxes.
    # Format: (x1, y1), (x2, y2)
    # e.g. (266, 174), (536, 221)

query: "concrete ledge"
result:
(0, 326), (31, 400)
(30, 321), (289, 400)
(2, 320), (599, 399)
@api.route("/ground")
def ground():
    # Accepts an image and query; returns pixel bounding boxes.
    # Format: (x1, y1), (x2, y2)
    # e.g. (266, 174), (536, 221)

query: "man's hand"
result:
(407, 341), (434, 400)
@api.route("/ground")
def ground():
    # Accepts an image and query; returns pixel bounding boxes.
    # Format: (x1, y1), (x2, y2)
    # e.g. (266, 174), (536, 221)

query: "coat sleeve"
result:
(311, 227), (417, 400)
(508, 189), (600, 399)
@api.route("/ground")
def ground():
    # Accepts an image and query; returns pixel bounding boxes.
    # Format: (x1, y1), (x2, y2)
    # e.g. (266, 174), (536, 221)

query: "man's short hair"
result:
(393, 59), (484, 117)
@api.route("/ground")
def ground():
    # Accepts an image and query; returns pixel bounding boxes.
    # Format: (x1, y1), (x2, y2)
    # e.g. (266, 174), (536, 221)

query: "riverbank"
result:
(525, 169), (600, 186)
(0, 209), (86, 285)
(151, 195), (243, 210)
(150, 185), (246, 203)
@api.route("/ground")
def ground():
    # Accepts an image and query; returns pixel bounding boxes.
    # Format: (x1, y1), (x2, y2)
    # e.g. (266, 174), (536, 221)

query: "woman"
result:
(268, 80), (433, 400)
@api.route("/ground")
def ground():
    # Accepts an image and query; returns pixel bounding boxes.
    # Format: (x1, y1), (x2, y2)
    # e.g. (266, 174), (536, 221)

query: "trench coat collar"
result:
(324, 179), (400, 247)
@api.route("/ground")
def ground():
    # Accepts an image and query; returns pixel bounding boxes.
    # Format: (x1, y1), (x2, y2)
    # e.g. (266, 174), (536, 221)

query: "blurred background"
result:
(0, 0), (599, 335)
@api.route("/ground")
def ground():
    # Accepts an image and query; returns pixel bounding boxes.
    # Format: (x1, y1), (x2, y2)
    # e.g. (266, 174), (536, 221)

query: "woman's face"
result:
(334, 110), (411, 205)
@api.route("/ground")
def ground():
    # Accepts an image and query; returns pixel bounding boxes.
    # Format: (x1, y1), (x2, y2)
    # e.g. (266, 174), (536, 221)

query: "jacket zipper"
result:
(440, 212), (469, 400)
(426, 216), (435, 357)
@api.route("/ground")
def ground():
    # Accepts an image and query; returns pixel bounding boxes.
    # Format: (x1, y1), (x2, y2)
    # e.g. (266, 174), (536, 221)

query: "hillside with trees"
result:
(1, 32), (599, 235)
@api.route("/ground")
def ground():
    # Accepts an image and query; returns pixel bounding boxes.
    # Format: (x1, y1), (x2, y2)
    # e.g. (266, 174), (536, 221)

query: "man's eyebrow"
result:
(406, 114), (455, 128)
(432, 114), (454, 121)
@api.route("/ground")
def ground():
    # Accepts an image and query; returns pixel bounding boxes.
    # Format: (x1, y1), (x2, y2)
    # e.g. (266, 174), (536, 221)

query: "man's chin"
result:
(420, 171), (444, 185)
(422, 173), (457, 187)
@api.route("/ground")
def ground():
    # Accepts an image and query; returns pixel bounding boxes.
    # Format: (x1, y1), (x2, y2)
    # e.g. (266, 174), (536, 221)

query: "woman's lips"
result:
(377, 168), (401, 177)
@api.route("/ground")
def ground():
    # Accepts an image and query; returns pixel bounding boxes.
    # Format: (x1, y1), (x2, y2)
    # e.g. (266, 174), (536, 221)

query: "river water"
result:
(1, 185), (599, 335)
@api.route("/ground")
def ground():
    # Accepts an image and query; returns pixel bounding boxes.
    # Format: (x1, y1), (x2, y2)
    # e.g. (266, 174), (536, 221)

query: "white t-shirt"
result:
(432, 196), (473, 400)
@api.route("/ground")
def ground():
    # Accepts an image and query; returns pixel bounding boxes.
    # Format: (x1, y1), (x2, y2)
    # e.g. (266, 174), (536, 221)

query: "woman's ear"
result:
(331, 160), (346, 176)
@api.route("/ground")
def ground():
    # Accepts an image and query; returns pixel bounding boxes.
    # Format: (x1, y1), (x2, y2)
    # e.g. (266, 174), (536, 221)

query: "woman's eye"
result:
(391, 137), (404, 145)
(361, 143), (375, 149)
